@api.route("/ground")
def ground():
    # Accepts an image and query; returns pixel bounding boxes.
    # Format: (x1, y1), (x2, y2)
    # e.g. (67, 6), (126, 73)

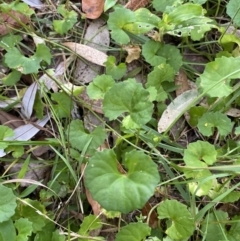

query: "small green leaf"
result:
(35, 44), (52, 65)
(15, 218), (33, 241)
(197, 112), (234, 137)
(108, 8), (135, 44)
(53, 5), (78, 34)
(4, 44), (52, 74)
(16, 199), (48, 232)
(142, 40), (182, 71)
(227, 0), (240, 27)
(104, 0), (118, 12)
(235, 126), (240, 135)
(103, 79), (153, 128)
(184, 141), (217, 166)
(85, 149), (160, 213)
(34, 91), (44, 119)
(5, 145), (24, 158)
(152, 0), (180, 12)
(0, 185), (17, 222)
(198, 56), (240, 97)
(0, 220), (16, 241)
(67, 120), (106, 155)
(0, 126), (14, 149)
(115, 223), (151, 241)
(183, 141), (217, 196)
(188, 106), (207, 127)
(79, 215), (102, 236)
(87, 75), (115, 99)
(105, 56), (127, 80)
(146, 63), (175, 101)
(0, 35), (22, 51)
(2, 70), (22, 86)
(157, 200), (195, 240)
(51, 92), (73, 118)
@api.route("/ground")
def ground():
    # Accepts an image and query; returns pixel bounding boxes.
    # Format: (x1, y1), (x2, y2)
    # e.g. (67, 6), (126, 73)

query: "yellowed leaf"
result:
(124, 44), (141, 63)
(63, 42), (108, 66)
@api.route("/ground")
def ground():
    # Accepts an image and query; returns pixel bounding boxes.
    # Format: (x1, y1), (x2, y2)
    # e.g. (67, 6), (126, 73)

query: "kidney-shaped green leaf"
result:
(85, 149), (160, 213)
(157, 200), (195, 240)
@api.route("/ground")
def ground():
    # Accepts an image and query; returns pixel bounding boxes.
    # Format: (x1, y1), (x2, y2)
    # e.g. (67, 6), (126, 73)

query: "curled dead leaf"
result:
(124, 44), (141, 63)
(125, 0), (150, 11)
(0, 10), (29, 36)
(63, 42), (108, 66)
(82, 0), (104, 19)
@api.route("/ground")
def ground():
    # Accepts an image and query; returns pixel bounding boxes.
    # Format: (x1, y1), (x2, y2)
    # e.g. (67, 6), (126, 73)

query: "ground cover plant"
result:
(1, 0), (240, 240)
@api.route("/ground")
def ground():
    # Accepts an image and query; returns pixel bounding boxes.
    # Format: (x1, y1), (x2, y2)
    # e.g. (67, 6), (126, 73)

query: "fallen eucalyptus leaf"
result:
(158, 89), (199, 133)
(63, 42), (108, 66)
(21, 82), (38, 119)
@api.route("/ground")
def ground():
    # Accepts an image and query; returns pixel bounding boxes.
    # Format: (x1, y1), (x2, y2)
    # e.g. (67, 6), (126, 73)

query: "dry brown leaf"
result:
(125, 0), (150, 11)
(0, 10), (29, 36)
(175, 69), (190, 97)
(82, 0), (104, 19)
(124, 44), (141, 63)
(63, 42), (108, 66)
(141, 201), (158, 229)
(0, 110), (24, 129)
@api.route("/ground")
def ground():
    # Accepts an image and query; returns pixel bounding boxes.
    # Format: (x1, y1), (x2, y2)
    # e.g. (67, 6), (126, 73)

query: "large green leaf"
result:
(197, 112), (234, 137)
(201, 211), (240, 241)
(159, 3), (216, 40)
(85, 149), (160, 213)
(115, 223), (151, 241)
(198, 56), (240, 97)
(157, 200), (195, 240)
(0, 185), (17, 222)
(67, 120), (106, 155)
(0, 220), (16, 241)
(103, 79), (153, 128)
(227, 0), (240, 27)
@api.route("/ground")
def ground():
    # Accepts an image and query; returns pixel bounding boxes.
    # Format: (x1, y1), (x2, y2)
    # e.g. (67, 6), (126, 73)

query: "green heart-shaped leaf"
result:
(85, 149), (160, 213)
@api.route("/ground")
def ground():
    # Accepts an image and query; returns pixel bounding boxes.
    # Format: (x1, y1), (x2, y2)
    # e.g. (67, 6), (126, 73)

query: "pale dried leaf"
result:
(0, 96), (21, 109)
(82, 0), (104, 19)
(125, 0), (150, 11)
(5, 163), (49, 187)
(124, 45), (141, 63)
(225, 108), (240, 118)
(175, 69), (190, 96)
(63, 42), (108, 66)
(0, 115), (50, 157)
(74, 19), (110, 84)
(158, 90), (199, 133)
(21, 82), (38, 119)
(21, 0), (44, 9)
(0, 10), (29, 36)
